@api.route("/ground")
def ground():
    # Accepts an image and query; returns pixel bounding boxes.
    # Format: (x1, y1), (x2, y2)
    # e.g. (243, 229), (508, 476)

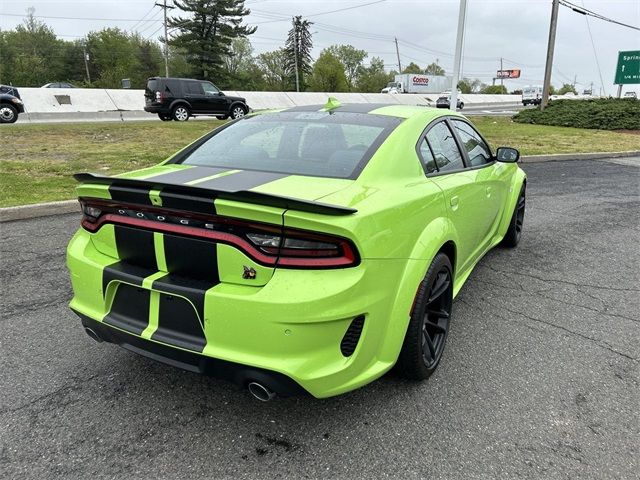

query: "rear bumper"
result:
(144, 104), (167, 114)
(67, 229), (415, 398)
(76, 312), (308, 397)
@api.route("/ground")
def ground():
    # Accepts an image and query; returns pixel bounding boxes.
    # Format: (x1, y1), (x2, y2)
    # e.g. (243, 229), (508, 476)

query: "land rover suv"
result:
(144, 77), (249, 122)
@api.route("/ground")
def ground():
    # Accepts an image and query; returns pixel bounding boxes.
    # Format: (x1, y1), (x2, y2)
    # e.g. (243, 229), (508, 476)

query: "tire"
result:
(158, 113), (171, 121)
(458, 102), (464, 110)
(230, 104), (246, 119)
(398, 252), (453, 380)
(172, 105), (190, 122)
(500, 184), (526, 248)
(216, 114), (229, 120)
(0, 104), (18, 124)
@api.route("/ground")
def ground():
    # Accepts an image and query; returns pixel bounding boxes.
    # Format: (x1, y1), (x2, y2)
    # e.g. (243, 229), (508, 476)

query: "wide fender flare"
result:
(376, 216), (460, 365)
(497, 167), (527, 238)
(228, 101), (246, 113)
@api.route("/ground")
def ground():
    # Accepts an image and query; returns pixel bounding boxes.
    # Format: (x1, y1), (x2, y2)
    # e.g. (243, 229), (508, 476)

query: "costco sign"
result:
(412, 76), (430, 85)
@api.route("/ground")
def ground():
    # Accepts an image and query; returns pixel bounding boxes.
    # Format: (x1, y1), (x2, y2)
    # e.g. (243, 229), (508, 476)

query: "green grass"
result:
(1, 117), (639, 207)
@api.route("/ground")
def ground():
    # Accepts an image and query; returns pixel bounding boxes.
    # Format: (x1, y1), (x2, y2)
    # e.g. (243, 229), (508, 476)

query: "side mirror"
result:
(496, 147), (520, 163)
(218, 91), (225, 96)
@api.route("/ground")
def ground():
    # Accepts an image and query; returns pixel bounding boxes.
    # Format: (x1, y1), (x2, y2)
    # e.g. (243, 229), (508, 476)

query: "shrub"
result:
(513, 98), (640, 130)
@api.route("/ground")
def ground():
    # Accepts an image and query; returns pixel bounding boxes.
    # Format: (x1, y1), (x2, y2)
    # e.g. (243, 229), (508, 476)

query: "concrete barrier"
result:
(15, 87), (521, 120)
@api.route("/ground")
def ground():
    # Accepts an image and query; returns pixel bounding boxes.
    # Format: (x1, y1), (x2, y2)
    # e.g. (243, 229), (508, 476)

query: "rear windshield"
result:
(146, 79), (158, 93)
(176, 111), (402, 179)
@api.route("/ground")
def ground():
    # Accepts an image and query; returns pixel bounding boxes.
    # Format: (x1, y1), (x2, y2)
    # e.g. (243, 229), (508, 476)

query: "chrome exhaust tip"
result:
(84, 327), (103, 343)
(247, 382), (276, 402)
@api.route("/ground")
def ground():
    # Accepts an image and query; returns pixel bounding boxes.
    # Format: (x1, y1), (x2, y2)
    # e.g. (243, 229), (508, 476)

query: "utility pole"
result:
(541, 0), (560, 110)
(500, 57), (503, 88)
(83, 44), (91, 83)
(450, 0), (467, 112)
(155, 0), (174, 77)
(293, 17), (300, 92)
(394, 37), (402, 72)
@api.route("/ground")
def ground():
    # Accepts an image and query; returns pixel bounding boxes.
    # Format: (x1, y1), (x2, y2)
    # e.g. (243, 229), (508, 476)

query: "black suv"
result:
(144, 77), (249, 122)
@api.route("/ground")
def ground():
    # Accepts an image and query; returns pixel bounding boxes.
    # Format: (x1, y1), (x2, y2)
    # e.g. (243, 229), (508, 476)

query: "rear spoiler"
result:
(74, 173), (357, 216)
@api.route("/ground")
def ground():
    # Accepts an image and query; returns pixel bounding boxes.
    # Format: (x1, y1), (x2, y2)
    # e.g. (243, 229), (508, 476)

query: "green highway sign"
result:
(614, 50), (640, 85)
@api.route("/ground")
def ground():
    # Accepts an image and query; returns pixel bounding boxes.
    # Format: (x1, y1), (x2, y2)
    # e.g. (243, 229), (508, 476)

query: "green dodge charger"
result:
(67, 102), (526, 400)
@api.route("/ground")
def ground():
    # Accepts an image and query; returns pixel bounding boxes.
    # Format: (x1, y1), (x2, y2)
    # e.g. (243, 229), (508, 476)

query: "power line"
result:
(559, 0), (640, 31)
(129, 3), (158, 32)
(251, 0), (386, 24)
(580, 0), (606, 95)
(0, 12), (163, 22)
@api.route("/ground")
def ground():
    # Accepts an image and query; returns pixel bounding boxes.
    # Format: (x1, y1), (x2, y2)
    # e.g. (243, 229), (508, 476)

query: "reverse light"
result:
(79, 199), (359, 269)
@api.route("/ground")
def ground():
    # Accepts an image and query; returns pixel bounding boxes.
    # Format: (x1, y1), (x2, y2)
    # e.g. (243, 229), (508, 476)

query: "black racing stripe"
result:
(151, 274), (215, 325)
(114, 225), (157, 270)
(163, 233), (219, 281)
(103, 283), (150, 336)
(159, 190), (217, 215)
(109, 185), (153, 206)
(143, 166), (230, 185)
(102, 261), (153, 296)
(194, 170), (289, 191)
(152, 290), (207, 352)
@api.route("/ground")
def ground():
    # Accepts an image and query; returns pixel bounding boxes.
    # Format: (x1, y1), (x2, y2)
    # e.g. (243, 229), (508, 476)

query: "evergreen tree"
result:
(284, 16), (313, 91)
(168, 0), (256, 80)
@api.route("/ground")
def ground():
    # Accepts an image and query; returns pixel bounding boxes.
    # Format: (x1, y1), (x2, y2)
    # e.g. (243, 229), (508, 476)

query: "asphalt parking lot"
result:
(1, 158), (638, 479)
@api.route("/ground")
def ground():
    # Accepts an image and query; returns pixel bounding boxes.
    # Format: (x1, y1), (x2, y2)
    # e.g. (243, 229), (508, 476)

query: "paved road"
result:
(1, 158), (638, 479)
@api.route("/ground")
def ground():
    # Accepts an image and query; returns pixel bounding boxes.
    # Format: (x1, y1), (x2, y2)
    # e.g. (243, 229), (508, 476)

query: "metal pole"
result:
(616, 84), (622, 98)
(541, 0), (560, 110)
(500, 57), (503, 88)
(83, 45), (91, 83)
(394, 37), (402, 72)
(156, 0), (174, 77)
(163, 0), (169, 77)
(293, 18), (300, 92)
(450, 0), (467, 111)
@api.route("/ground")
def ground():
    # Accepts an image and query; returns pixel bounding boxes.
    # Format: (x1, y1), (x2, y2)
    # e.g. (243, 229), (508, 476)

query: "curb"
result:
(0, 200), (78, 223)
(521, 150), (640, 163)
(1, 151), (639, 223)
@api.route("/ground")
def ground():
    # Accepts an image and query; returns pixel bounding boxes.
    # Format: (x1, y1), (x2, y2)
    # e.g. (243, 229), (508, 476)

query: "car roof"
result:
(278, 103), (461, 121)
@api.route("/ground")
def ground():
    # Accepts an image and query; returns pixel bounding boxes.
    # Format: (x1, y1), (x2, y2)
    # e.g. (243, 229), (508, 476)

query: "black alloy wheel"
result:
(501, 184), (526, 248)
(398, 252), (453, 380)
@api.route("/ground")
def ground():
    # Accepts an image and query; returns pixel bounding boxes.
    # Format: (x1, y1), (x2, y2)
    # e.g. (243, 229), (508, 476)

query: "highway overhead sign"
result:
(614, 50), (640, 85)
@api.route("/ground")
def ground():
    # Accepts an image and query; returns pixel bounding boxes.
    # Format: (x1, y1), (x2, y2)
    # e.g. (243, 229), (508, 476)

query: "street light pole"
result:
(541, 0), (560, 110)
(155, 0), (174, 77)
(450, 0), (467, 112)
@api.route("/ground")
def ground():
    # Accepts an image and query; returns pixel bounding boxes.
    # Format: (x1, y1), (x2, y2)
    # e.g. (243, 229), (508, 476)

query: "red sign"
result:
(496, 69), (521, 79)
(412, 76), (430, 85)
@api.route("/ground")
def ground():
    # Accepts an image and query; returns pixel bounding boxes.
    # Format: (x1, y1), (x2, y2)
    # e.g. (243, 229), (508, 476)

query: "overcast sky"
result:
(1, 0), (638, 95)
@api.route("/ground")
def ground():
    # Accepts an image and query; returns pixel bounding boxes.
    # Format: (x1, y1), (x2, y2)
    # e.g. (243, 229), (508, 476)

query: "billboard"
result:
(496, 69), (521, 79)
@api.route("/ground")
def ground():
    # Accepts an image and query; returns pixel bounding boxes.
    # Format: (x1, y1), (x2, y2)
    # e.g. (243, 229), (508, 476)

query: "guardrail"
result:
(15, 87), (521, 117)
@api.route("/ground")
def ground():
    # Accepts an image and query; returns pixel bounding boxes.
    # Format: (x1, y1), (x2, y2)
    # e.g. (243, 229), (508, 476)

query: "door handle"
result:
(450, 195), (459, 210)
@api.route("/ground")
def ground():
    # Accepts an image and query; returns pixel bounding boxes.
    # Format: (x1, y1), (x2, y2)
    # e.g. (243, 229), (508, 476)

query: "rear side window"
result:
(186, 81), (204, 95)
(451, 120), (492, 167)
(177, 111), (402, 179)
(418, 138), (438, 174)
(426, 121), (464, 172)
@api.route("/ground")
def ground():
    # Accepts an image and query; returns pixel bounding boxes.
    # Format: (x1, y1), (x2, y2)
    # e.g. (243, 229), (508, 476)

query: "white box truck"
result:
(381, 74), (451, 94)
(522, 85), (543, 105)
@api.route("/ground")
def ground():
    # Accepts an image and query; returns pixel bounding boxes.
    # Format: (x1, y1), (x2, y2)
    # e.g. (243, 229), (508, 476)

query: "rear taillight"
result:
(79, 199), (359, 269)
(155, 91), (163, 102)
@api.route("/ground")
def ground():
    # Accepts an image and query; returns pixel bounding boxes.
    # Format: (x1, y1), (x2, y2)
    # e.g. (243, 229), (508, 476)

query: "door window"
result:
(451, 120), (492, 167)
(425, 121), (464, 172)
(201, 82), (219, 96)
